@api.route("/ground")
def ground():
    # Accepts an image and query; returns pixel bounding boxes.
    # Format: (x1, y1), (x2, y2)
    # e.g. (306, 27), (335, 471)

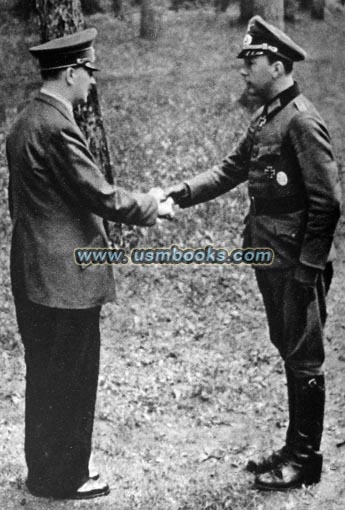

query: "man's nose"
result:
(90, 76), (96, 85)
(240, 67), (248, 77)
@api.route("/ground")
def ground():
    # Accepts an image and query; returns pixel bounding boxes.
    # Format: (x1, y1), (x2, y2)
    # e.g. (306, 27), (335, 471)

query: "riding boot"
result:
(255, 374), (325, 491)
(246, 366), (296, 474)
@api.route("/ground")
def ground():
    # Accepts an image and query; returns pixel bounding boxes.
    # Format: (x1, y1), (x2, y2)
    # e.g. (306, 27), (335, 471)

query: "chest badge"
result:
(264, 166), (276, 179)
(276, 171), (288, 186)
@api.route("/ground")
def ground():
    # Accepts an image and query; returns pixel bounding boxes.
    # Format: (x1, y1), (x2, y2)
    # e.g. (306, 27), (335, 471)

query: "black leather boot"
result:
(254, 375), (325, 491)
(246, 367), (296, 474)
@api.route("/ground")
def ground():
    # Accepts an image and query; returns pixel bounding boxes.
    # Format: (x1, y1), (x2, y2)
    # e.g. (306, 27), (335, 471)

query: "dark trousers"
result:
(255, 263), (333, 377)
(15, 297), (101, 498)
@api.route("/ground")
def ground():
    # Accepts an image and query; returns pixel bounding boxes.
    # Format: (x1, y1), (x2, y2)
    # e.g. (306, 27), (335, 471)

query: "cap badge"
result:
(276, 171), (288, 186)
(243, 34), (253, 46)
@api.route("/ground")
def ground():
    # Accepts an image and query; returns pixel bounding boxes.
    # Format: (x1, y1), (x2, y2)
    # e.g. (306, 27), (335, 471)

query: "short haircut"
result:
(40, 68), (65, 81)
(267, 53), (294, 74)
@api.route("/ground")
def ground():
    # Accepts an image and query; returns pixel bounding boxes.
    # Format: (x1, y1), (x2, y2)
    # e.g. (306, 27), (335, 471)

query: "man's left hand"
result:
(294, 264), (320, 287)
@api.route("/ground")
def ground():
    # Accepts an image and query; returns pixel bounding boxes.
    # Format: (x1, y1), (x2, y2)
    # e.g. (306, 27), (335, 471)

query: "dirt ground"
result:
(1, 244), (345, 510)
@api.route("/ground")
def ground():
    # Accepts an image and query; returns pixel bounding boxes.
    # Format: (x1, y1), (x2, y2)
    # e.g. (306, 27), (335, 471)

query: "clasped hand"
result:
(148, 187), (175, 220)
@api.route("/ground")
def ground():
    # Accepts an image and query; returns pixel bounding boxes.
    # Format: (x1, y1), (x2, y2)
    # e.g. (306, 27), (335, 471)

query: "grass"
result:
(1, 3), (345, 510)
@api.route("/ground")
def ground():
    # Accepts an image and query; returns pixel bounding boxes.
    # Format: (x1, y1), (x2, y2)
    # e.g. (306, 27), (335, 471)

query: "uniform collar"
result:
(40, 87), (74, 117)
(264, 81), (300, 118)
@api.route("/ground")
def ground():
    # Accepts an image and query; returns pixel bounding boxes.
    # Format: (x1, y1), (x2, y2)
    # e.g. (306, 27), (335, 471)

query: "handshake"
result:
(148, 183), (189, 221)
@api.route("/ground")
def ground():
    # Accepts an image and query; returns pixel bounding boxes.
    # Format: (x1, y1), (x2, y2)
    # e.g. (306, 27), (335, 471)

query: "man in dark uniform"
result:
(167, 16), (341, 490)
(6, 29), (173, 500)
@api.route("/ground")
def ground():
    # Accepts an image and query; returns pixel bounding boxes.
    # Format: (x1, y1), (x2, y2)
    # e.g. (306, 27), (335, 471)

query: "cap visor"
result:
(84, 62), (99, 71)
(237, 50), (247, 58)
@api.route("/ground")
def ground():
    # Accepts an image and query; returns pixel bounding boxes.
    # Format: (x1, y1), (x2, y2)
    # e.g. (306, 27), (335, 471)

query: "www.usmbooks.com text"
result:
(74, 245), (274, 266)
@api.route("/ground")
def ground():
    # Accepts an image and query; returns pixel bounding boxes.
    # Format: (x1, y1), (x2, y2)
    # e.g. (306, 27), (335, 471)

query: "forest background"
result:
(1, 1), (345, 509)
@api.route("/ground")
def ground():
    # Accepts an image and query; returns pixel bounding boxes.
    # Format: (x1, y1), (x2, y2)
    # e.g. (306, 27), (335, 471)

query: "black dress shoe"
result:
(254, 452), (322, 491)
(71, 478), (110, 500)
(27, 478), (110, 500)
(246, 445), (291, 474)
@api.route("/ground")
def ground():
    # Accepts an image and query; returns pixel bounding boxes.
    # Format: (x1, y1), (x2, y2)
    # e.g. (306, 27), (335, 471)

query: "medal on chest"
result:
(276, 171), (288, 186)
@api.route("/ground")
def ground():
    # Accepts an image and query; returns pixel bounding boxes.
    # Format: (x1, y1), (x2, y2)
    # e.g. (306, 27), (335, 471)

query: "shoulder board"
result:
(293, 96), (308, 112)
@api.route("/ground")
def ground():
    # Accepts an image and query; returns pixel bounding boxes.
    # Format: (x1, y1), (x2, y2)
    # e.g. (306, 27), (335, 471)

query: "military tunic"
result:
(181, 83), (341, 375)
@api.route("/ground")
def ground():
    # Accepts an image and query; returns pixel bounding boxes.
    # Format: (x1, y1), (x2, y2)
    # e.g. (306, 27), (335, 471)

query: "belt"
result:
(250, 195), (306, 215)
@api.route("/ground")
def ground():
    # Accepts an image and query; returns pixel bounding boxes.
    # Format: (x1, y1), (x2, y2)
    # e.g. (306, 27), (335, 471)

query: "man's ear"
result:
(271, 60), (285, 80)
(65, 67), (75, 86)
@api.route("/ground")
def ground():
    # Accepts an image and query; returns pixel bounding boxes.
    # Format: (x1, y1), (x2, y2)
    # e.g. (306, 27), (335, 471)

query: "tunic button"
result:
(252, 147), (259, 158)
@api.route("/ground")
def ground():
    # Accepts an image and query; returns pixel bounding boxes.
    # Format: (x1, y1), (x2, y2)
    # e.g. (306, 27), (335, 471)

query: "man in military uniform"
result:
(6, 29), (173, 499)
(167, 16), (341, 490)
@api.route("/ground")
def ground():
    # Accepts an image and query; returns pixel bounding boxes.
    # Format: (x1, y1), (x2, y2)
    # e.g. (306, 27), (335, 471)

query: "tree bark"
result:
(35, 0), (117, 237)
(35, 0), (84, 41)
(140, 0), (161, 40)
(311, 0), (325, 18)
(240, 0), (254, 23)
(253, 0), (285, 29)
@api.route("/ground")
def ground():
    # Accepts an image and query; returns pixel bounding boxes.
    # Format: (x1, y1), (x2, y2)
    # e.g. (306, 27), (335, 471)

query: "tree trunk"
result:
(240, 0), (254, 23)
(169, 0), (180, 10)
(80, 0), (103, 15)
(112, 0), (124, 18)
(13, 0), (37, 19)
(311, 0), (325, 18)
(253, 0), (285, 29)
(284, 0), (297, 21)
(35, 0), (118, 239)
(299, 0), (312, 9)
(140, 0), (161, 40)
(214, 0), (231, 12)
(35, 0), (84, 41)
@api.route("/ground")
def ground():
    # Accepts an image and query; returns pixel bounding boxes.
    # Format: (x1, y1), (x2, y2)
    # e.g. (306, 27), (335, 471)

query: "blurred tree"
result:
(299, 0), (325, 19)
(300, 0), (312, 8)
(169, 0), (180, 10)
(35, 0), (117, 239)
(214, 0), (231, 12)
(284, 0), (298, 20)
(140, 0), (161, 40)
(12, 0), (37, 20)
(240, 0), (254, 22)
(169, 0), (210, 10)
(112, 0), (124, 18)
(80, 0), (103, 14)
(253, 0), (284, 28)
(311, 0), (325, 18)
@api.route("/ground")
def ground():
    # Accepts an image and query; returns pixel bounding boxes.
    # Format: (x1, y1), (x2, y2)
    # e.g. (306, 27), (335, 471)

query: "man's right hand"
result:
(165, 183), (190, 205)
(157, 197), (175, 220)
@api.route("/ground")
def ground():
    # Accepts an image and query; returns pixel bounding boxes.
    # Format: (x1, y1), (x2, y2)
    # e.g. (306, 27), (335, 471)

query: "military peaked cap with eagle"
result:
(237, 16), (306, 62)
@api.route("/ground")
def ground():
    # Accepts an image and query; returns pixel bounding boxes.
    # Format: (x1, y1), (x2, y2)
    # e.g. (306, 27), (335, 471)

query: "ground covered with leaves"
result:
(1, 3), (345, 510)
